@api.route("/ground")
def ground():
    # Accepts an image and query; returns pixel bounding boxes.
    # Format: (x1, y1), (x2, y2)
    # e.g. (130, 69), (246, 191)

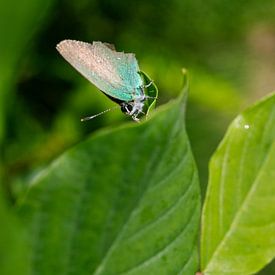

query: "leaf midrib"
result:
(204, 106), (273, 270)
(93, 115), (181, 274)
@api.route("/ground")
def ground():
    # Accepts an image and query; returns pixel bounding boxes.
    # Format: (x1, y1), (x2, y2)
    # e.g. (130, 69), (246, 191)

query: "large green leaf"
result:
(19, 74), (201, 275)
(201, 92), (275, 274)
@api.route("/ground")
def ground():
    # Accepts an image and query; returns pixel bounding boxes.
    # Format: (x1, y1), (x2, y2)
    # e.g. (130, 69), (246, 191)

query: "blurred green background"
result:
(1, 0), (275, 200)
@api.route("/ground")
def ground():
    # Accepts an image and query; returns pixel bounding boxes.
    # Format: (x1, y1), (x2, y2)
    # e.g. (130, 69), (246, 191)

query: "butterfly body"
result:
(56, 40), (151, 121)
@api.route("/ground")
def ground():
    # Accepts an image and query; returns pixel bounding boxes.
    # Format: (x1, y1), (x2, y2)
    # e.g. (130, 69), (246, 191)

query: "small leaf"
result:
(201, 92), (275, 274)
(19, 73), (201, 275)
(139, 70), (158, 116)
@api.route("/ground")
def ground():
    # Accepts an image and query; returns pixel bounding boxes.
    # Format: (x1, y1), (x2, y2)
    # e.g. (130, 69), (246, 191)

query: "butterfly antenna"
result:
(81, 105), (120, 122)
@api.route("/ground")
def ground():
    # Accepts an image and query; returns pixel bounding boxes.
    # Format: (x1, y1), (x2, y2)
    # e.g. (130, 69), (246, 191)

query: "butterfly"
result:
(56, 40), (157, 121)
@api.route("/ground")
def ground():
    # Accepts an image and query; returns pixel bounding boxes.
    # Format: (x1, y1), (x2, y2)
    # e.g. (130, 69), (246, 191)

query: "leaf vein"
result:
(125, 167), (195, 242)
(93, 117), (183, 274)
(121, 203), (200, 275)
(205, 141), (275, 272)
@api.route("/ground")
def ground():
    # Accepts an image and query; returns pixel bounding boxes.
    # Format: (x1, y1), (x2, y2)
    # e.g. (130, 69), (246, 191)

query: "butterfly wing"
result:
(56, 40), (143, 101)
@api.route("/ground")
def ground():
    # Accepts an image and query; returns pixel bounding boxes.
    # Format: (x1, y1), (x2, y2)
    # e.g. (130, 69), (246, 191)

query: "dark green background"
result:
(1, 0), (275, 225)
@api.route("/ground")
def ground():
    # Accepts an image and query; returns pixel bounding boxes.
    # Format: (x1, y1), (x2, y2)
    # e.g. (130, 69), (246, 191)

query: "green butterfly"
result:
(56, 40), (157, 121)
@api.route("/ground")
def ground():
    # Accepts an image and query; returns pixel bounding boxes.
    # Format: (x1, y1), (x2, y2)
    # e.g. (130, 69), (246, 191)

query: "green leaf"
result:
(258, 259), (275, 275)
(0, 188), (30, 275)
(19, 74), (201, 275)
(201, 92), (275, 274)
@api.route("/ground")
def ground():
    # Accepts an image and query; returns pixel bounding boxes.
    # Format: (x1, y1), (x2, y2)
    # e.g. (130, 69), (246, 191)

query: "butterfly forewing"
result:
(56, 40), (142, 101)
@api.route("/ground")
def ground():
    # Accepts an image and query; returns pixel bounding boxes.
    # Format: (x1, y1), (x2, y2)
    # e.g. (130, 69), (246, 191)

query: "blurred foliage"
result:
(0, 185), (30, 275)
(1, 0), (275, 273)
(0, 0), (55, 198)
(1, 0), (275, 200)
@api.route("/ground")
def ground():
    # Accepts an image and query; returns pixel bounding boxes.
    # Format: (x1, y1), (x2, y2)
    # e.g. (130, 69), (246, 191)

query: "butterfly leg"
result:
(131, 106), (144, 122)
(143, 80), (154, 88)
(132, 115), (140, 122)
(141, 81), (157, 100)
(145, 95), (157, 100)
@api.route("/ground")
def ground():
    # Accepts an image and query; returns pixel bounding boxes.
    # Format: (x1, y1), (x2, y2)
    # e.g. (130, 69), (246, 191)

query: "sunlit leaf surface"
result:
(201, 92), (275, 274)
